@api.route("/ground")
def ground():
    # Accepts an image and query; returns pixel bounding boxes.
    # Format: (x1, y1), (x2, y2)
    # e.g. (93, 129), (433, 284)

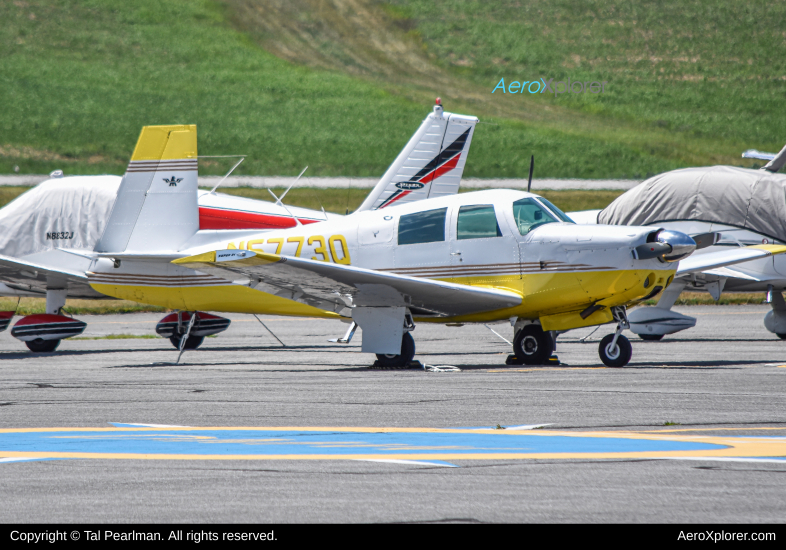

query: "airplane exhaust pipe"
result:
(633, 230), (696, 262)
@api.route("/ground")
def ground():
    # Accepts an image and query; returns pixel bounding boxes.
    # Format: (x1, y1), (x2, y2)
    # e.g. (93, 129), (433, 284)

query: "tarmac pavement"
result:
(0, 306), (784, 523)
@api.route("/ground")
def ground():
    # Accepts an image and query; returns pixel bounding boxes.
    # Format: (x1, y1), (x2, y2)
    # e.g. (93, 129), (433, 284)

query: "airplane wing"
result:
(173, 250), (522, 317)
(0, 253), (100, 298)
(676, 244), (786, 276)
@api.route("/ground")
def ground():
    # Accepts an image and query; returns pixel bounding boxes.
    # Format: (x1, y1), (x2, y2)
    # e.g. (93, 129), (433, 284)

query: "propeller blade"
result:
(527, 155), (534, 193)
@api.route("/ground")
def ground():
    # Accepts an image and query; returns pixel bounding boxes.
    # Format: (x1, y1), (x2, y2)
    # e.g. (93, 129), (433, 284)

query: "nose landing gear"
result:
(599, 307), (633, 367)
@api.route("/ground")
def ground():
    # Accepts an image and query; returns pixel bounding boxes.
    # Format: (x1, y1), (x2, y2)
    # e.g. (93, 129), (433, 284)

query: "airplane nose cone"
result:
(657, 229), (696, 262)
(633, 230), (696, 262)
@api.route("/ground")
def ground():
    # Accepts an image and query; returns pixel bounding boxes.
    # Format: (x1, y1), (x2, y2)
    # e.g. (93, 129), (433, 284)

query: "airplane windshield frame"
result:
(512, 198), (559, 235)
(536, 197), (575, 224)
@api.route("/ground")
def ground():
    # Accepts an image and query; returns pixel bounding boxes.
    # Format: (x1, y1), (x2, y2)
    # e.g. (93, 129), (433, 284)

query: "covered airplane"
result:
(77, 122), (780, 368)
(0, 101), (478, 351)
(568, 144), (786, 340)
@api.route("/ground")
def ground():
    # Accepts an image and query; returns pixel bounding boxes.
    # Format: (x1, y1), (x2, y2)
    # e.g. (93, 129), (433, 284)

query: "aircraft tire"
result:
(599, 334), (632, 367)
(375, 332), (416, 368)
(513, 325), (554, 365)
(638, 334), (664, 341)
(169, 335), (205, 350)
(26, 338), (60, 353)
(777, 333), (786, 340)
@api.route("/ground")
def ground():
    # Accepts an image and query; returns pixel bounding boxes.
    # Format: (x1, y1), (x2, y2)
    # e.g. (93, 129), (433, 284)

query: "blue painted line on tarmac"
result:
(0, 428), (722, 457)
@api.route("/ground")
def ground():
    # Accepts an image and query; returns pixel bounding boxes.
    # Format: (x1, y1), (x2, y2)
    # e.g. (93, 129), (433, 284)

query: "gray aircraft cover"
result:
(0, 176), (121, 258)
(598, 166), (786, 242)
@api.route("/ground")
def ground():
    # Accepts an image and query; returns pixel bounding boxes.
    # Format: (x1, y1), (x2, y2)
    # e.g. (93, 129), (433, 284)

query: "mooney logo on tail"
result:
(376, 127), (472, 210)
(164, 175), (183, 187)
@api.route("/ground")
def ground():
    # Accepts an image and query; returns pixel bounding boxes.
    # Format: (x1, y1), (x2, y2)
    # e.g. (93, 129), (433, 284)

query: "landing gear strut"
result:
(598, 307), (633, 367)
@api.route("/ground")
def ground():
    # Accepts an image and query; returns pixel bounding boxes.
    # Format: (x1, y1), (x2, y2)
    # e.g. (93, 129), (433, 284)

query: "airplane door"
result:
(449, 204), (518, 285)
(393, 207), (451, 280)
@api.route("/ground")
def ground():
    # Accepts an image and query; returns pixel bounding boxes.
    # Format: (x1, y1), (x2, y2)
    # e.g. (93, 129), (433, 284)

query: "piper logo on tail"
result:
(164, 175), (183, 187)
(395, 181), (425, 190)
(376, 127), (472, 210)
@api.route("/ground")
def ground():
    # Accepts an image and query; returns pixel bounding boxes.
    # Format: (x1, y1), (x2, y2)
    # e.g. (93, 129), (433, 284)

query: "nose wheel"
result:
(598, 307), (633, 367)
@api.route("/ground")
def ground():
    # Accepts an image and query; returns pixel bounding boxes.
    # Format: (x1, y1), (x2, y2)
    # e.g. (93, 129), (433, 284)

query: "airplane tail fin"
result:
(356, 101), (478, 212)
(94, 125), (198, 253)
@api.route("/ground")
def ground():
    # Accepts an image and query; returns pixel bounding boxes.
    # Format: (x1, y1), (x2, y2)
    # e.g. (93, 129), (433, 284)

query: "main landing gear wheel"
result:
(26, 338), (60, 353)
(513, 325), (554, 365)
(638, 334), (664, 341)
(169, 334), (205, 350)
(375, 332), (416, 368)
(599, 333), (632, 367)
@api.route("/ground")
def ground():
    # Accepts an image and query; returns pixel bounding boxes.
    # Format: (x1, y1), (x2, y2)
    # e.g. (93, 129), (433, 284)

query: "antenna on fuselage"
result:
(200, 155), (246, 195)
(527, 155), (534, 193)
(267, 166), (308, 227)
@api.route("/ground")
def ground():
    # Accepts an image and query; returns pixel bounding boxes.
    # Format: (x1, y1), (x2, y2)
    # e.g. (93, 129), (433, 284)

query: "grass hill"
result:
(1, 0), (783, 179)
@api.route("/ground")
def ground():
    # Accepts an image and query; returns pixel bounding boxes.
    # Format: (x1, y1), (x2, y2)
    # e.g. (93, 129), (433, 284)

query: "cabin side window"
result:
(398, 208), (448, 245)
(456, 205), (502, 240)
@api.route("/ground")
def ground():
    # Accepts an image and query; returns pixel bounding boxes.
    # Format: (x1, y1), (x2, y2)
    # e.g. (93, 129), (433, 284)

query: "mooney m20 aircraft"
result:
(77, 123), (759, 369)
(0, 101), (478, 351)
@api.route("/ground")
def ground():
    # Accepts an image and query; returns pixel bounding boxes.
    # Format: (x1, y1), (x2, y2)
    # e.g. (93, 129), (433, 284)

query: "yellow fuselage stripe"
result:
(90, 268), (672, 326)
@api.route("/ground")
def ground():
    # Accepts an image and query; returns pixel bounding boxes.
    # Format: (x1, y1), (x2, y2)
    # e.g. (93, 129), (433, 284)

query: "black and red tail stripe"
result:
(376, 127), (472, 209)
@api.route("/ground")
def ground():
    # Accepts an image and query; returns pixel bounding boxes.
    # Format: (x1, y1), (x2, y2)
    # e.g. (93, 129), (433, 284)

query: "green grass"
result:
(2, 0), (781, 179)
(0, 186), (35, 208)
(643, 292), (767, 306)
(0, 184), (623, 216)
(212, 187), (625, 214)
(386, 0), (786, 153)
(0, 297), (169, 315)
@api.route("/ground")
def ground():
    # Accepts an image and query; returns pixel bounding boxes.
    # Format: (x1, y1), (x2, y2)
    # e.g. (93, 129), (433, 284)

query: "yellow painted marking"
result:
(643, 426), (786, 434)
(328, 235), (351, 265)
(130, 125), (197, 161)
(308, 235), (329, 262)
(287, 236), (305, 257)
(748, 244), (786, 254)
(266, 238), (284, 254)
(1, 427), (785, 461)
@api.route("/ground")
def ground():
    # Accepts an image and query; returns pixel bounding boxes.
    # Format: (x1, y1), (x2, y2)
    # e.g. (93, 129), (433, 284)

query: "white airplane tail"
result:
(94, 125), (199, 253)
(356, 101), (478, 212)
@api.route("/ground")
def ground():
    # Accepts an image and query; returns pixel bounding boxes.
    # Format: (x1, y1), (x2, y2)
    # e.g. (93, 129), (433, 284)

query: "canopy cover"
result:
(598, 166), (786, 242)
(0, 176), (121, 258)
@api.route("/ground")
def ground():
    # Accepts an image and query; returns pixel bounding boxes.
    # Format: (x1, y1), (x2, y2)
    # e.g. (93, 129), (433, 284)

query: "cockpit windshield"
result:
(512, 197), (565, 235)
(537, 197), (575, 223)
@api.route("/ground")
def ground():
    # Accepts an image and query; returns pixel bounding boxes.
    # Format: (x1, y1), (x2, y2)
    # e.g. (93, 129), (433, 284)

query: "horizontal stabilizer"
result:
(0, 253), (97, 298)
(173, 250), (521, 318)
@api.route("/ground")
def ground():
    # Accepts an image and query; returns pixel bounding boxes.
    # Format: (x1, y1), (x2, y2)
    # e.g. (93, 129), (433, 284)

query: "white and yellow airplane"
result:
(0, 101), (478, 351)
(77, 122), (774, 368)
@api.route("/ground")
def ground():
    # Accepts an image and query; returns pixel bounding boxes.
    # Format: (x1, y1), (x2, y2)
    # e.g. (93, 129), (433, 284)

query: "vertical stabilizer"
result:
(356, 102), (478, 212)
(95, 125), (198, 253)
